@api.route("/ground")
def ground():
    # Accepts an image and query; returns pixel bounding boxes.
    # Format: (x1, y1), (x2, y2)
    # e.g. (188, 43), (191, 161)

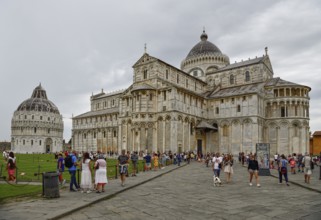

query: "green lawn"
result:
(0, 154), (172, 201)
(0, 154), (151, 183)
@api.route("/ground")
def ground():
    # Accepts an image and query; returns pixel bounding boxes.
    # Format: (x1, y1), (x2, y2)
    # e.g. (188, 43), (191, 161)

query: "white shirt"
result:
(212, 156), (222, 169)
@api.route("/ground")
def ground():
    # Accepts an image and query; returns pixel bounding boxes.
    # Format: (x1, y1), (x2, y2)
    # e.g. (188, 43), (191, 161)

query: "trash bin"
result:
(43, 171), (60, 198)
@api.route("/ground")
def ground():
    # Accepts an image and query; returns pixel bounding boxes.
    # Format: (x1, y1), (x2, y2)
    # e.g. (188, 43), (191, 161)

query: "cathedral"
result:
(11, 84), (64, 153)
(72, 30), (311, 156)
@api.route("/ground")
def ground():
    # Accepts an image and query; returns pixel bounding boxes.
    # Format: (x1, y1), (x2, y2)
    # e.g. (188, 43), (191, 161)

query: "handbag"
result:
(95, 162), (99, 169)
(280, 167), (287, 174)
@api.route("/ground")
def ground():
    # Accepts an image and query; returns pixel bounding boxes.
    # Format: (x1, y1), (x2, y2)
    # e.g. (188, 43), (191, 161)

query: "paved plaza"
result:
(1, 162), (321, 220)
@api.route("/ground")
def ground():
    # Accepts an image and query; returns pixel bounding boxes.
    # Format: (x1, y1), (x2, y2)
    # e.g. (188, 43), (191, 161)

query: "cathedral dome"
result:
(186, 30), (222, 59)
(16, 84), (60, 114)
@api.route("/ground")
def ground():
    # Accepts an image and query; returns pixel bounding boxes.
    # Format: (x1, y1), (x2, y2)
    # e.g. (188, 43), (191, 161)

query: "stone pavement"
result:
(270, 164), (321, 193)
(0, 164), (185, 220)
(1, 161), (321, 220)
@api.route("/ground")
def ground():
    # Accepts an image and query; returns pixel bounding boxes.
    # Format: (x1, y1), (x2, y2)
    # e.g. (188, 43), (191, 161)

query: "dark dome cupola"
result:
(181, 30), (229, 81)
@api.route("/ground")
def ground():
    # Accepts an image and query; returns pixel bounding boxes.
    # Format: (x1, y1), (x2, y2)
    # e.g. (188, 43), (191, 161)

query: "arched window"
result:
(245, 71), (250, 82)
(143, 69), (148, 79)
(223, 125), (229, 136)
(230, 75), (235, 85)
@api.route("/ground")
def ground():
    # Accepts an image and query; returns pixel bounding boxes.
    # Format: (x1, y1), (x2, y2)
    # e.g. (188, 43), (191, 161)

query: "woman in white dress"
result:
(224, 154), (234, 183)
(95, 154), (108, 193)
(80, 152), (92, 193)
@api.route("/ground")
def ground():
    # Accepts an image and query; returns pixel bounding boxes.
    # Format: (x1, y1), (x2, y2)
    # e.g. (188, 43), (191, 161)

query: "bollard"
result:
(15, 166), (18, 184)
(136, 162), (139, 174)
(38, 165), (40, 180)
(77, 169), (80, 186)
(0, 164), (3, 177)
(143, 161), (145, 172)
(115, 165), (118, 179)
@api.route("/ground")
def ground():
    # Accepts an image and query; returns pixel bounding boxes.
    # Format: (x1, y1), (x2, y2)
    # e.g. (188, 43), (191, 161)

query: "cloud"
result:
(0, 0), (321, 141)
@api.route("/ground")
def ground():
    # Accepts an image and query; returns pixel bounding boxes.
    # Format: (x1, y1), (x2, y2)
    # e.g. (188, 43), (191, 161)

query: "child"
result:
(289, 157), (296, 174)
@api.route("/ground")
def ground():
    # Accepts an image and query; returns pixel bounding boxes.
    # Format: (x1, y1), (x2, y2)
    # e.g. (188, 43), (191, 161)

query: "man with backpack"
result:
(65, 150), (80, 192)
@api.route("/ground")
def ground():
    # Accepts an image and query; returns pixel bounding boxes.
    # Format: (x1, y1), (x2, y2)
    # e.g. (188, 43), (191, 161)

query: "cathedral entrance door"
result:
(45, 138), (53, 153)
(197, 139), (202, 155)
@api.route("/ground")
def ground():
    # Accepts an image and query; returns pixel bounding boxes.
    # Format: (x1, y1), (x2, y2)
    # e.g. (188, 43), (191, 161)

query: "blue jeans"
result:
(279, 169), (288, 183)
(214, 169), (221, 178)
(69, 170), (79, 190)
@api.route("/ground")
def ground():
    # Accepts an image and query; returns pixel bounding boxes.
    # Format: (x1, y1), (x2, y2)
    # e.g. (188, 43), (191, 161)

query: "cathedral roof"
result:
(208, 83), (265, 98)
(186, 30), (223, 60)
(265, 77), (309, 88)
(16, 84), (60, 114)
(213, 56), (265, 73)
(73, 108), (119, 119)
(131, 83), (156, 92)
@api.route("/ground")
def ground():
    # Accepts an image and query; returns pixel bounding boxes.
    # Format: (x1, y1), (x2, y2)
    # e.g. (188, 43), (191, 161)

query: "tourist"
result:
(7, 152), (16, 183)
(80, 152), (92, 193)
(224, 154), (234, 183)
(289, 155), (296, 174)
(68, 150), (80, 192)
(153, 153), (159, 171)
(130, 151), (138, 176)
(278, 154), (290, 186)
(57, 153), (66, 185)
(144, 152), (152, 171)
(248, 154), (260, 187)
(241, 152), (245, 166)
(297, 153), (303, 173)
(302, 153), (312, 184)
(212, 152), (222, 178)
(95, 154), (107, 193)
(319, 152), (321, 180)
(161, 153), (167, 169)
(177, 153), (182, 166)
(118, 149), (129, 186)
(205, 153), (210, 167)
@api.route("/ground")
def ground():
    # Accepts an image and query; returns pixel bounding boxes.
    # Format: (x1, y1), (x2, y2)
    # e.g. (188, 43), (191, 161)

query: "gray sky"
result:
(1, 0), (321, 141)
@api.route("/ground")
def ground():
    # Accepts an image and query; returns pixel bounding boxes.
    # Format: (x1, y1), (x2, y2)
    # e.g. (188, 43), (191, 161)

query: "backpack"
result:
(64, 155), (73, 168)
(310, 160), (314, 170)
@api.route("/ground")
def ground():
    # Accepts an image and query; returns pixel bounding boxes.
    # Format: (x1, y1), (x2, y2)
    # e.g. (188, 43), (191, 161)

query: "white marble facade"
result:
(72, 31), (310, 156)
(11, 84), (64, 153)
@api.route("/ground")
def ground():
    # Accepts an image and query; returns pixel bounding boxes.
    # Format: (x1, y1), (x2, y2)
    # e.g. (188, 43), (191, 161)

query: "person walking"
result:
(68, 150), (80, 192)
(144, 152), (152, 171)
(302, 153), (312, 184)
(80, 152), (92, 193)
(130, 151), (138, 176)
(212, 152), (222, 178)
(224, 154), (234, 183)
(248, 155), (260, 187)
(153, 153), (159, 171)
(7, 152), (16, 183)
(57, 153), (66, 185)
(94, 154), (107, 193)
(177, 153), (182, 166)
(118, 149), (129, 186)
(278, 154), (290, 186)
